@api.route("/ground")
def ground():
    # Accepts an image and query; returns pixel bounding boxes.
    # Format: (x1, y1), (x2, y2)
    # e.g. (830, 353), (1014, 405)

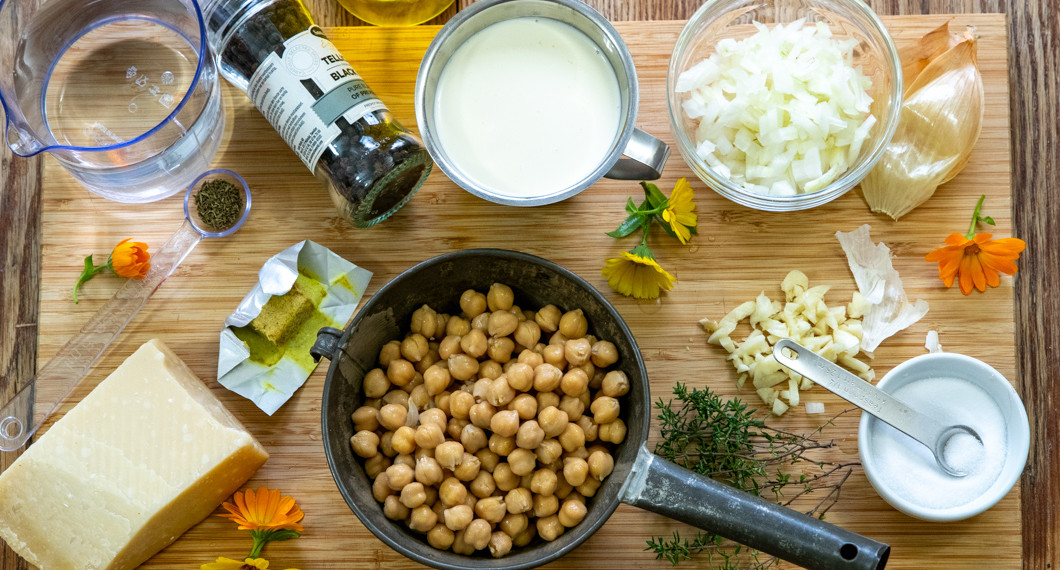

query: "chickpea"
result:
(513, 320), (541, 350)
(449, 390), (475, 419)
(501, 363), (531, 393)
(515, 420), (545, 450)
(499, 487), (530, 515)
(434, 313), (450, 340)
(401, 333), (429, 363)
(507, 448), (537, 476)
(378, 404), (407, 432)
(414, 347), (440, 374)
(487, 376), (516, 407)
(379, 431), (396, 457)
(517, 349), (543, 368)
(469, 401), (496, 430)
(447, 315), (472, 337)
(559, 370), (588, 399)
(379, 340), (402, 367)
(576, 474), (602, 495)
(533, 514), (562, 542)
(488, 311), (519, 338)
(438, 335), (462, 359)
(410, 304), (439, 339)
(489, 531), (513, 558)
(435, 441), (464, 471)
(351, 406), (379, 432)
(559, 395), (585, 421)
(391, 426), (416, 455)
(447, 417), (468, 440)
(564, 338), (592, 367)
(350, 430), (379, 458)
(470, 471), (496, 498)
(387, 358), (416, 387)
(475, 448), (500, 472)
(423, 364), (451, 396)
(372, 472), (392, 502)
(460, 289), (487, 318)
(538, 406), (569, 438)
(558, 309), (588, 339)
(382, 389), (410, 408)
(598, 418), (627, 444)
(399, 482), (427, 509)
(383, 495), (409, 520)
(415, 456), (444, 486)
(563, 457), (589, 487)
(453, 453), (482, 481)
(487, 336), (516, 363)
(535, 304), (561, 333)
(471, 312), (490, 332)
(487, 283), (515, 311)
(554, 474), (574, 499)
(536, 391), (561, 411)
(488, 409), (519, 438)
(590, 340), (619, 367)
(363, 368), (390, 398)
(448, 354), (480, 381)
(493, 463), (520, 492)
(459, 328), (488, 358)
(385, 463), (415, 490)
(533, 493), (559, 518)
(479, 359), (503, 379)
(408, 504), (438, 533)
(460, 424), (489, 453)
(488, 433), (516, 457)
(500, 512), (529, 538)
(419, 408), (448, 431)
(530, 468), (559, 496)
(443, 504), (474, 531)
(439, 477), (468, 507)
(578, 415), (600, 442)
(602, 370), (630, 397)
(533, 364), (563, 392)
(473, 496), (507, 523)
(427, 524), (456, 550)
(542, 344), (567, 369)
(452, 529), (475, 555)
(513, 526), (537, 547)
(408, 424), (440, 451)
(558, 498), (588, 527)
(409, 385), (430, 409)
(393, 453), (417, 470)
(587, 450), (615, 481)
(464, 519), (492, 550)
(365, 454), (391, 478)
(591, 396), (621, 424)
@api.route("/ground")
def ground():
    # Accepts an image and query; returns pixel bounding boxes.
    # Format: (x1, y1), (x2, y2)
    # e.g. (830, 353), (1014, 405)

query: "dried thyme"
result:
(195, 179), (243, 230)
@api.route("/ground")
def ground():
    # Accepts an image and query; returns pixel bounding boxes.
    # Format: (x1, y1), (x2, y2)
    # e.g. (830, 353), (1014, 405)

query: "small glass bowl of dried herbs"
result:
(185, 169), (251, 238)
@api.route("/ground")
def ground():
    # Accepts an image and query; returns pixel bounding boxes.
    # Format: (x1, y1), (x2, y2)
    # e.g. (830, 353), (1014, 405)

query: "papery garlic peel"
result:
(860, 26), (984, 220)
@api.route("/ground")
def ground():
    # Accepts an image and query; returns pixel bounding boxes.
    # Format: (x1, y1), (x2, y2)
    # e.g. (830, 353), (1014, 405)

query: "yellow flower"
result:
(602, 250), (676, 300)
(109, 238), (151, 278)
(200, 557), (299, 570)
(220, 487), (304, 532)
(661, 178), (697, 245)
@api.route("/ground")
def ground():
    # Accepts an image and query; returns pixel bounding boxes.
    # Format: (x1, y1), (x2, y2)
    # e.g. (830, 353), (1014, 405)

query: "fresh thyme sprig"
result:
(646, 382), (858, 567)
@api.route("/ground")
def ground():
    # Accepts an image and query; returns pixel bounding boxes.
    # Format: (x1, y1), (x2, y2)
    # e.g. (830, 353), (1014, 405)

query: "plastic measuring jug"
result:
(0, 0), (225, 203)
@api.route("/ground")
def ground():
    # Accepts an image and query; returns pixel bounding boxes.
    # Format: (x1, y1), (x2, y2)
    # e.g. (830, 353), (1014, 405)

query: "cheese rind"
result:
(0, 339), (269, 569)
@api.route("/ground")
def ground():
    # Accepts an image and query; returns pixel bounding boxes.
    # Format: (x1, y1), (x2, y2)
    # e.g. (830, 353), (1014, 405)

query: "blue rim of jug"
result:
(0, 0), (209, 158)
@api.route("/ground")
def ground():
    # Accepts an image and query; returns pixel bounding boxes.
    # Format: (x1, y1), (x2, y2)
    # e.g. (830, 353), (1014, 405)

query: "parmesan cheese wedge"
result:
(0, 339), (268, 569)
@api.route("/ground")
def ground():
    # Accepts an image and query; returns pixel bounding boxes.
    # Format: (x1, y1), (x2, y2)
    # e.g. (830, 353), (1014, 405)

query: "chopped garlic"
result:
(925, 330), (943, 353)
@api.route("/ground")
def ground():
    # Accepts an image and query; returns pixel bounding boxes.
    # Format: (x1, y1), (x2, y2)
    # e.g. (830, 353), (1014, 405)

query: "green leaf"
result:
(642, 181), (668, 209)
(981, 216), (996, 226)
(606, 213), (646, 238)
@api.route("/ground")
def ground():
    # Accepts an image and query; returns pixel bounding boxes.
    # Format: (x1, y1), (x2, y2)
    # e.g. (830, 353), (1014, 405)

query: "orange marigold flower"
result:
(220, 487), (304, 533)
(109, 238), (151, 279)
(925, 232), (1025, 295)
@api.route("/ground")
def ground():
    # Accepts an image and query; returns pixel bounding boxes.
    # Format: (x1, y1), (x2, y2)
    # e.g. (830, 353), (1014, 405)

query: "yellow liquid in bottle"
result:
(339, 0), (454, 26)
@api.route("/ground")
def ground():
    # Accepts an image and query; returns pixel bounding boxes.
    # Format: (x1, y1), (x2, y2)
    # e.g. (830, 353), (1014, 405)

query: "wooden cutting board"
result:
(29, 15), (1014, 569)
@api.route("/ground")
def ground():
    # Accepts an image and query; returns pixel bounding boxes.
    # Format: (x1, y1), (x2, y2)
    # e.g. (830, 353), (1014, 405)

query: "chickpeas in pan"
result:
(350, 284), (628, 557)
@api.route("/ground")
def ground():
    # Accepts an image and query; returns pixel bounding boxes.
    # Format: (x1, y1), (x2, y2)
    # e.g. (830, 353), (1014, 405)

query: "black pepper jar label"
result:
(246, 25), (388, 170)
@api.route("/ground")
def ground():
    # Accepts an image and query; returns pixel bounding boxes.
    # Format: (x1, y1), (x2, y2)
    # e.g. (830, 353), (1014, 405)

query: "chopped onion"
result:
(677, 19), (875, 195)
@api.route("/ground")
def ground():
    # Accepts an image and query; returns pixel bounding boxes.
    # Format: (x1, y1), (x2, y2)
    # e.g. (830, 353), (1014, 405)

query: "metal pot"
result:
(312, 249), (889, 570)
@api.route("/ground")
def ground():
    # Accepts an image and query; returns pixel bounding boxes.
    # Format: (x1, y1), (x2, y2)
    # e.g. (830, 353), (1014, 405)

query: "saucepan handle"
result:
(620, 446), (890, 570)
(311, 326), (346, 363)
(604, 128), (670, 180)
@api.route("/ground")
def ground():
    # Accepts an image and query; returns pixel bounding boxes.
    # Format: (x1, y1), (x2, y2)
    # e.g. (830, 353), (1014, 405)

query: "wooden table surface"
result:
(1, 1), (1056, 569)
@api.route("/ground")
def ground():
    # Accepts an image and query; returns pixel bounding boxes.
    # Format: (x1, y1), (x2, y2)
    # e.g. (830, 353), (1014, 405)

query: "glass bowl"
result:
(667, 0), (902, 211)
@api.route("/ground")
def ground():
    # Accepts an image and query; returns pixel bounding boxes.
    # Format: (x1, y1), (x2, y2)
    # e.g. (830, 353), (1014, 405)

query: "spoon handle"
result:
(773, 339), (948, 452)
(0, 220), (202, 452)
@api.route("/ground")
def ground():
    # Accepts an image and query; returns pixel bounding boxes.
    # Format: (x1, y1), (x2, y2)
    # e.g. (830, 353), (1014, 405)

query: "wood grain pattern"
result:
(21, 16), (1020, 569)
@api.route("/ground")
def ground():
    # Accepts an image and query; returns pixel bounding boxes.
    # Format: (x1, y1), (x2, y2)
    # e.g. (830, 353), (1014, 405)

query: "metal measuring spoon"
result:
(773, 338), (983, 477)
(0, 169), (251, 452)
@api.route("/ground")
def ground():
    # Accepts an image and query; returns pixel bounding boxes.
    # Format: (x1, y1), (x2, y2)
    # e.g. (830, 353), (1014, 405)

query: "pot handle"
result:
(620, 445), (889, 570)
(310, 326), (345, 363)
(604, 128), (670, 180)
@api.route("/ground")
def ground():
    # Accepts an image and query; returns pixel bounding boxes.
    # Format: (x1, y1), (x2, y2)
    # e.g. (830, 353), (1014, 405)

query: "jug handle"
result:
(620, 445), (890, 570)
(604, 128), (670, 180)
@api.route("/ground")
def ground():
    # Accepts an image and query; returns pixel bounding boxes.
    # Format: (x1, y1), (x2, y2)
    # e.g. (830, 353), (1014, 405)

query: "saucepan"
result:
(312, 249), (889, 569)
